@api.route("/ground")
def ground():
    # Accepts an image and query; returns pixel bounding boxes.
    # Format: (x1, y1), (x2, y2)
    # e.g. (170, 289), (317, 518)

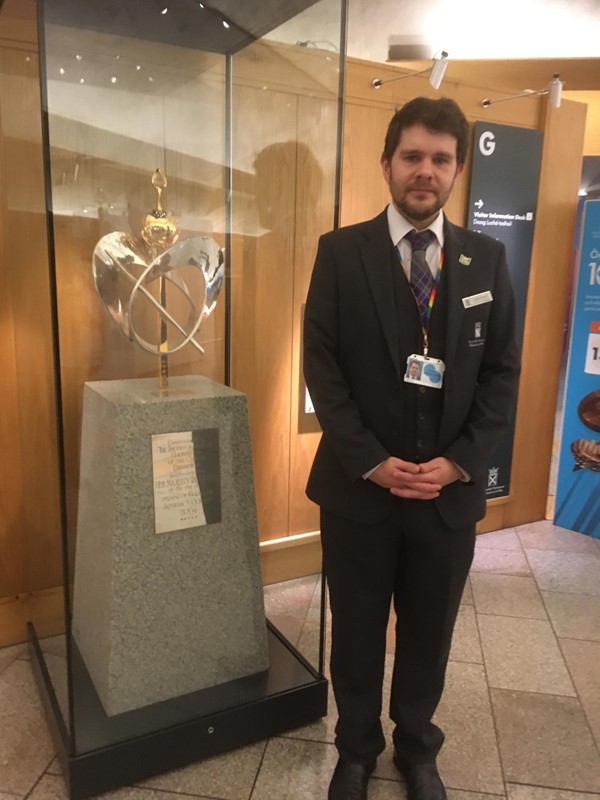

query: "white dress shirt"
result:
(386, 202), (444, 280)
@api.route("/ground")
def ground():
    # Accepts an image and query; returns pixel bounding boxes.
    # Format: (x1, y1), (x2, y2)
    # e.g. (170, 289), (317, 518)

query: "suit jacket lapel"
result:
(359, 210), (404, 380)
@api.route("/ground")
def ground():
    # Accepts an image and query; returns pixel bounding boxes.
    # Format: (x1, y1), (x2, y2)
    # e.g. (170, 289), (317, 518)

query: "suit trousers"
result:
(321, 499), (475, 766)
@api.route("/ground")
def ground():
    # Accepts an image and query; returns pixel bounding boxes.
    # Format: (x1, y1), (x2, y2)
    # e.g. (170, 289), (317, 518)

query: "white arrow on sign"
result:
(474, 199), (484, 209)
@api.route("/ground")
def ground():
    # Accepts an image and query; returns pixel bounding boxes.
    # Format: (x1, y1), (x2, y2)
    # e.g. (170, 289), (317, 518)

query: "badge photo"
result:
(404, 354), (445, 389)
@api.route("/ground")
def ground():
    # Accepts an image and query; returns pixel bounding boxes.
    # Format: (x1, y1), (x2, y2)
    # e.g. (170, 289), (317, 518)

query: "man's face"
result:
(381, 123), (464, 229)
(409, 361), (420, 378)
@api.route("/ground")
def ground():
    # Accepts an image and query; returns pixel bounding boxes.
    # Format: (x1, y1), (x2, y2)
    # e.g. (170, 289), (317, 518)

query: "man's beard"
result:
(394, 189), (444, 222)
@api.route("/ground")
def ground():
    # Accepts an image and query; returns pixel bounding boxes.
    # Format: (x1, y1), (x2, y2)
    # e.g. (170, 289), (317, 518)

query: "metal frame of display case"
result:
(27, 0), (347, 796)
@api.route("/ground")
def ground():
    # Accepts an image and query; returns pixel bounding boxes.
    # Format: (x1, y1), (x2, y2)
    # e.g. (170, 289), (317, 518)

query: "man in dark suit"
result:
(303, 97), (520, 800)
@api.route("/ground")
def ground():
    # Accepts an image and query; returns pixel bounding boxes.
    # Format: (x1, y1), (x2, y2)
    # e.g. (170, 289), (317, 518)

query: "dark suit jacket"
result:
(303, 209), (520, 530)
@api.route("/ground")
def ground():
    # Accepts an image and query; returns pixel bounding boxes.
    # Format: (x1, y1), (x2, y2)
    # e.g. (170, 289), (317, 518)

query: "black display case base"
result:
(29, 621), (328, 800)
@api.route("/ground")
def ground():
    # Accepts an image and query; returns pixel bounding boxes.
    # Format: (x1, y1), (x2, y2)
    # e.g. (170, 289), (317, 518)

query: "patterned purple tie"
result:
(405, 229), (435, 322)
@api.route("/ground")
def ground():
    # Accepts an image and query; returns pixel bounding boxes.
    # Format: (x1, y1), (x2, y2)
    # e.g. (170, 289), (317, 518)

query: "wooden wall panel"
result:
(340, 102), (392, 226)
(229, 84), (297, 542)
(229, 44), (342, 544)
(0, 45), (62, 600)
(0, 98), (26, 597)
(287, 95), (338, 537)
(562, 91), (600, 155)
(503, 98), (587, 527)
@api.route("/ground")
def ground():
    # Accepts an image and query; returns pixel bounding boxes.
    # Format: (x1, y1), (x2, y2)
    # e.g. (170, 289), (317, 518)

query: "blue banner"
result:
(554, 199), (600, 538)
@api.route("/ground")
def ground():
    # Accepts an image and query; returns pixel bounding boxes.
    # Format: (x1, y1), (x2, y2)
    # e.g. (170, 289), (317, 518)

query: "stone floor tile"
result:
(448, 793), (505, 800)
(476, 529), (523, 551)
(310, 575), (327, 609)
(507, 785), (600, 800)
(0, 660), (55, 796)
(449, 605), (483, 664)
(368, 777), (407, 799)
(39, 636), (67, 659)
(385, 609), (396, 654)
(434, 662), (504, 794)
(0, 644), (27, 676)
(560, 638), (600, 747)
(281, 680), (336, 744)
(373, 656), (400, 779)
(26, 774), (71, 800)
(39, 651), (69, 726)
(250, 737), (338, 800)
(543, 592), (600, 641)
(491, 688), (600, 792)
(263, 575), (319, 619)
(138, 740), (266, 799)
(516, 520), (599, 554)
(478, 615), (574, 695)
(470, 548), (530, 577)
(265, 614), (304, 647)
(0, 791), (24, 800)
(525, 549), (600, 596)
(28, 773), (217, 799)
(296, 607), (330, 670)
(461, 577), (474, 606)
(471, 574), (547, 619)
(45, 758), (62, 776)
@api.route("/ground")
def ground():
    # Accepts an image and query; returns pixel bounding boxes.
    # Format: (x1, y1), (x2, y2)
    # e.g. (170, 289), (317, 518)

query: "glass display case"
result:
(5, 0), (347, 796)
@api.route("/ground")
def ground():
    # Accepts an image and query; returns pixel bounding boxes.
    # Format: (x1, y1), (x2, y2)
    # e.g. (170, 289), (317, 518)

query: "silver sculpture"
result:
(93, 169), (224, 384)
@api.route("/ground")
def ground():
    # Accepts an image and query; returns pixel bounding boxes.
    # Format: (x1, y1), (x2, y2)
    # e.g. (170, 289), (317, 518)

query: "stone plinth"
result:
(72, 376), (269, 716)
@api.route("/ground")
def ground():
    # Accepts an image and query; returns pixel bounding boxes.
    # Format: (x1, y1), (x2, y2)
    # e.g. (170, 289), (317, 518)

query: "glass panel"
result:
(230, 0), (343, 554)
(0, 0), (67, 727)
(39, 2), (228, 754)
(34, 0), (343, 760)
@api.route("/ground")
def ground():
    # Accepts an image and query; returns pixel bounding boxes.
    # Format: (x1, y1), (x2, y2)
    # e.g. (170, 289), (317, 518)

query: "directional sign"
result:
(467, 122), (543, 499)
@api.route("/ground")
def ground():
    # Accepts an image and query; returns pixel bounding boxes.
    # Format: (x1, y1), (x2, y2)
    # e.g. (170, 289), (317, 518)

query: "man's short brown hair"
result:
(382, 97), (470, 165)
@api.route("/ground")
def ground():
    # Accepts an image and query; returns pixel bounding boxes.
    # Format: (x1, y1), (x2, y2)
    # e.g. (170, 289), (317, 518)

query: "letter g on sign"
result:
(479, 131), (496, 156)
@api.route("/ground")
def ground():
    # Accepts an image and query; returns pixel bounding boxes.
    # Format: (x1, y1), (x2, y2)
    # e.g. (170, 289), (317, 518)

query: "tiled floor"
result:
(1, 520), (599, 800)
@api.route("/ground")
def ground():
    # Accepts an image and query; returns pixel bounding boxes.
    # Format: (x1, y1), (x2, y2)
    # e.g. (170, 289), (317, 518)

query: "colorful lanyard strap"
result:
(423, 251), (444, 331)
(396, 247), (444, 354)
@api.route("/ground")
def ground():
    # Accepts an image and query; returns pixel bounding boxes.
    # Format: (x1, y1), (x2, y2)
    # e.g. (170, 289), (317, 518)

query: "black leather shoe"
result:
(328, 757), (376, 800)
(393, 752), (446, 800)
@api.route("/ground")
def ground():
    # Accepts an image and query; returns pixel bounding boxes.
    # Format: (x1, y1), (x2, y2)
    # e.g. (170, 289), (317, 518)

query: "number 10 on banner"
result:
(585, 321), (600, 375)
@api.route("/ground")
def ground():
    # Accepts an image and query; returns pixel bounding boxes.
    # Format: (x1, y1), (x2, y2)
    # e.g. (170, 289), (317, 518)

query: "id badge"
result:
(404, 354), (445, 389)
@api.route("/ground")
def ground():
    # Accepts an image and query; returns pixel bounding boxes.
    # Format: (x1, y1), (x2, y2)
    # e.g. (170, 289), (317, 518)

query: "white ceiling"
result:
(271, 0), (600, 64)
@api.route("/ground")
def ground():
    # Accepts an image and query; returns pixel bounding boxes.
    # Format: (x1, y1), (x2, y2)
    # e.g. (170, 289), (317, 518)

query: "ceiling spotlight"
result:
(372, 51), (449, 91)
(80, 78), (85, 84)
(481, 74), (563, 109)
(76, 54), (82, 61)
(136, 64), (141, 71)
(111, 76), (117, 84)
(59, 67), (65, 75)
(161, 7), (168, 14)
(222, 20), (230, 28)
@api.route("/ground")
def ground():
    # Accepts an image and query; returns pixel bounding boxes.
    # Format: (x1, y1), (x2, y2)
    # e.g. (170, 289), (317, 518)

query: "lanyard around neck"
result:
(396, 247), (444, 354)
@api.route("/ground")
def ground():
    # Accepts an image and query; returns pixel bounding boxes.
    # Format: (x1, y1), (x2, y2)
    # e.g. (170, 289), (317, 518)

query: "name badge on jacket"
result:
(462, 290), (493, 308)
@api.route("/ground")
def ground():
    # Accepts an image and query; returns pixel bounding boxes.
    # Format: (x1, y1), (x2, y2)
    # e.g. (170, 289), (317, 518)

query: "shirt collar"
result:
(386, 203), (445, 248)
